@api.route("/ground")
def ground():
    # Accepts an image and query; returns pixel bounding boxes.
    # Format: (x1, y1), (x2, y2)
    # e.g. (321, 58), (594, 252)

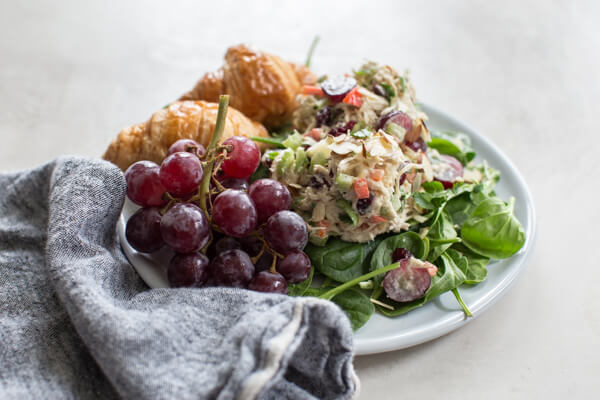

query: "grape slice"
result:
(376, 110), (413, 134)
(264, 211), (308, 254)
(248, 179), (291, 224)
(210, 249), (255, 288)
(212, 189), (258, 238)
(168, 252), (210, 288)
(159, 152), (204, 197)
(277, 250), (311, 283)
(383, 258), (432, 302)
(321, 76), (357, 103)
(124, 161), (167, 207)
(433, 154), (464, 189)
(125, 207), (164, 253)
(221, 136), (261, 179)
(248, 271), (288, 294)
(160, 203), (210, 253)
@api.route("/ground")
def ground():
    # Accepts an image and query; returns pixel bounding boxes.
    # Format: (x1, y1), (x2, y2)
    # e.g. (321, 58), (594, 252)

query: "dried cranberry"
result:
(329, 120), (356, 137)
(392, 248), (413, 262)
(356, 193), (374, 215)
(405, 137), (427, 152)
(315, 107), (331, 127)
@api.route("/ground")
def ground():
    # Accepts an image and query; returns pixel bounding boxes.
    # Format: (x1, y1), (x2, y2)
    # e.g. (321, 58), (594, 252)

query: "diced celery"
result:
(277, 149), (294, 175)
(336, 173), (354, 192)
(295, 148), (308, 173)
(310, 153), (327, 171)
(384, 122), (407, 140)
(336, 199), (359, 226)
(391, 193), (402, 211)
(380, 206), (393, 218)
(282, 132), (303, 150)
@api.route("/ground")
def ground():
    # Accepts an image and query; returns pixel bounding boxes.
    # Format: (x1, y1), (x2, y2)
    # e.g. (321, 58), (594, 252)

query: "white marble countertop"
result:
(2, 1), (598, 398)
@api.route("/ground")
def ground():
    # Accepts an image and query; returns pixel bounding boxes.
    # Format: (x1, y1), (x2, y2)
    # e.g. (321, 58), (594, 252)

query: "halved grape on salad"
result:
(123, 60), (525, 331)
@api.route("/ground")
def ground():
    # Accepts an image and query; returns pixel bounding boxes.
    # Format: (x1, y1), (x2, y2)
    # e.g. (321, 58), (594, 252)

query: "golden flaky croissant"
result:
(179, 44), (317, 128)
(102, 101), (268, 170)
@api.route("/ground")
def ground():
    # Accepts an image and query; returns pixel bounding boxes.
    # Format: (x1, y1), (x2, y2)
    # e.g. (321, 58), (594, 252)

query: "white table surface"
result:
(1, 1), (598, 398)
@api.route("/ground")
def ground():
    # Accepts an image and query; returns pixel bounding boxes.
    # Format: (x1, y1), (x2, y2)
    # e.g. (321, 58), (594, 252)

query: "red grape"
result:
(248, 271), (288, 294)
(159, 152), (204, 197)
(210, 249), (255, 287)
(214, 237), (241, 254)
(238, 236), (263, 256)
(264, 211), (308, 254)
(125, 207), (164, 253)
(254, 253), (273, 273)
(383, 258), (431, 302)
(160, 203), (210, 253)
(434, 154), (463, 189)
(212, 189), (258, 238)
(168, 139), (206, 158)
(321, 76), (357, 103)
(124, 161), (167, 207)
(220, 178), (249, 191)
(248, 179), (291, 223)
(221, 136), (260, 178)
(238, 236), (272, 272)
(168, 253), (210, 288)
(277, 250), (311, 283)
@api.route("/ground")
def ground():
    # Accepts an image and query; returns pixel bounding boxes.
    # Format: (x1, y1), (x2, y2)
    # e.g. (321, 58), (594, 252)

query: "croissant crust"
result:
(180, 44), (317, 128)
(103, 100), (268, 171)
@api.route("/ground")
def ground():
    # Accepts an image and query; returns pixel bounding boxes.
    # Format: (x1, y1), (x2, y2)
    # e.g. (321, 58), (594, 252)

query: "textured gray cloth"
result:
(0, 156), (358, 400)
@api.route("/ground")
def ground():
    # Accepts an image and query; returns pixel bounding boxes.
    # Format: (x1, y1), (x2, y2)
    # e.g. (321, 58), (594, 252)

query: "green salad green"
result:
(275, 131), (525, 330)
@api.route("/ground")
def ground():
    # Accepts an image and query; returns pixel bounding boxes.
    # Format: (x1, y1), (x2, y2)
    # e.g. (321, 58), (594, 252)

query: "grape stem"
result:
(451, 288), (473, 317)
(198, 95), (230, 215)
(318, 262), (400, 301)
(305, 35), (320, 68)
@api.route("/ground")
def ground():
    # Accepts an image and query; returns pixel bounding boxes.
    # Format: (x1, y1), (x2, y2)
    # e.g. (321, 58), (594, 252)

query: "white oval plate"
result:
(118, 104), (536, 355)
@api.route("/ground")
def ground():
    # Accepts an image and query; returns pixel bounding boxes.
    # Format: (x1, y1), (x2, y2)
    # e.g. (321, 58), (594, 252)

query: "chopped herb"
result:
(380, 83), (396, 100)
(351, 129), (372, 139)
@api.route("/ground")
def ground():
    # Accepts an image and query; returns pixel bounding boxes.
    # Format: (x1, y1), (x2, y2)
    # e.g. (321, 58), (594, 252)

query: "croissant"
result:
(103, 100), (269, 171)
(179, 44), (317, 128)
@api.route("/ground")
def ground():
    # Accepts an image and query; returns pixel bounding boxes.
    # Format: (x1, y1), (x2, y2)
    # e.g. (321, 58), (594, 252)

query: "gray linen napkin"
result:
(0, 156), (359, 400)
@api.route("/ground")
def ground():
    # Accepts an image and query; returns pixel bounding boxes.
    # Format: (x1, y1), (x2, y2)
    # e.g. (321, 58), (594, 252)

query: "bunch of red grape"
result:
(124, 136), (311, 294)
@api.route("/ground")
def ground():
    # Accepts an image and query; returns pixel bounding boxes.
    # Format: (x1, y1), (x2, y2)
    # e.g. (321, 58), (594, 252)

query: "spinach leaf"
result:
(377, 250), (467, 317)
(445, 192), (476, 227)
(305, 237), (382, 282)
(331, 288), (375, 331)
(249, 163), (270, 183)
(303, 287), (330, 297)
(369, 232), (428, 285)
(461, 197), (525, 259)
(428, 131), (476, 165)
(449, 244), (489, 284)
(427, 209), (457, 262)
(287, 266), (314, 296)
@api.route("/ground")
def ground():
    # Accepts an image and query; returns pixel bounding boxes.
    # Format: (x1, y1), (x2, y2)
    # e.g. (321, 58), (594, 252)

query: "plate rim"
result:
(117, 103), (537, 355)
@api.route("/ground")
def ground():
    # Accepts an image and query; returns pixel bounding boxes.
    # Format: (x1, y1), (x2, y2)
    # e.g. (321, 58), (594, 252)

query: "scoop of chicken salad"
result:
(257, 61), (483, 244)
